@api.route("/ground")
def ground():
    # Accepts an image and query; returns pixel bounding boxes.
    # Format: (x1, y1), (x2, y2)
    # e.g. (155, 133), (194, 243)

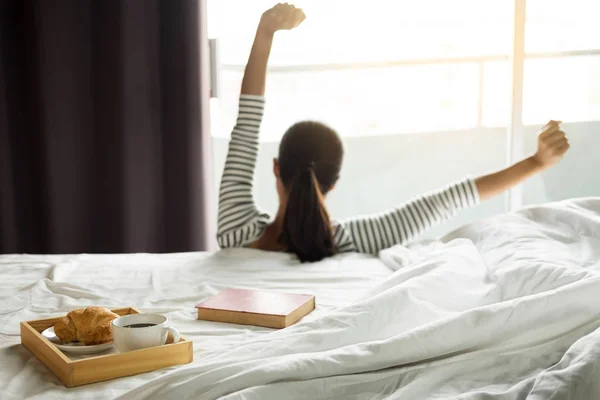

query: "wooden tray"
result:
(21, 307), (193, 387)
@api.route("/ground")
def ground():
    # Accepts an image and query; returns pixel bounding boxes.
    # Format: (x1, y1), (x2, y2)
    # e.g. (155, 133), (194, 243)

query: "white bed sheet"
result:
(0, 247), (391, 399)
(1, 198), (600, 399)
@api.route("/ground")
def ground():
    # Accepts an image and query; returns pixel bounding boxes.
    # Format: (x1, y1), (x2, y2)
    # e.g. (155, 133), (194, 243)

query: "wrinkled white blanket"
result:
(2, 198), (600, 399)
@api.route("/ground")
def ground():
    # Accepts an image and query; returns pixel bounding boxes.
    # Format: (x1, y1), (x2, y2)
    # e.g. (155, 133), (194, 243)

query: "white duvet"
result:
(1, 198), (600, 399)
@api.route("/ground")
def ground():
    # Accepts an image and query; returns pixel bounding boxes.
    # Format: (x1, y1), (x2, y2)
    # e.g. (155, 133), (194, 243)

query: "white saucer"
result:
(41, 326), (114, 355)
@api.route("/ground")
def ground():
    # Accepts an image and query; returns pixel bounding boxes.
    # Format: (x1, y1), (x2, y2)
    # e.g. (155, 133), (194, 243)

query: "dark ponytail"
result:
(278, 120), (344, 263)
(280, 166), (336, 263)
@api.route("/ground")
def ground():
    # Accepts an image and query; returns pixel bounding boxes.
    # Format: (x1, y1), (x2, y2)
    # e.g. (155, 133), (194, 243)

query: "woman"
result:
(217, 3), (570, 262)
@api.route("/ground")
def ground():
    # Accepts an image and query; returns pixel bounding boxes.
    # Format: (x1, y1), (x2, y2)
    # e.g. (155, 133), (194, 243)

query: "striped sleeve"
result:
(217, 95), (271, 248)
(339, 177), (480, 254)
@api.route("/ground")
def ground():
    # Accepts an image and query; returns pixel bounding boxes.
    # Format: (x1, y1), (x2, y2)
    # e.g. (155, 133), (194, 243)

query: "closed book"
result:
(195, 288), (315, 329)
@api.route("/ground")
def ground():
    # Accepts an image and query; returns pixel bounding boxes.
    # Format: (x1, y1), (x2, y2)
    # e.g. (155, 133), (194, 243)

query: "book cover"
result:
(195, 288), (315, 329)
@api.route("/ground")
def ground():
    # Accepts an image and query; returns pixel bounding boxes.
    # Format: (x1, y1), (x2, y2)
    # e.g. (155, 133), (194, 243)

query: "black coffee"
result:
(123, 323), (156, 328)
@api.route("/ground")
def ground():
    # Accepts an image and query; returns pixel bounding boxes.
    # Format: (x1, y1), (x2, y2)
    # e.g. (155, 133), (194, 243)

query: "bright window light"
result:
(208, 0), (600, 141)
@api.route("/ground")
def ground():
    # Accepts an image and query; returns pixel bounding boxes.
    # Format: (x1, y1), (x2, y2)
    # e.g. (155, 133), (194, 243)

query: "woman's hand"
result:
(258, 3), (306, 35)
(532, 120), (570, 169)
(475, 120), (571, 201)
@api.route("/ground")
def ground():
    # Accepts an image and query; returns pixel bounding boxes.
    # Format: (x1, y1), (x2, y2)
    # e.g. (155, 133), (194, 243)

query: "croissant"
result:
(54, 306), (119, 345)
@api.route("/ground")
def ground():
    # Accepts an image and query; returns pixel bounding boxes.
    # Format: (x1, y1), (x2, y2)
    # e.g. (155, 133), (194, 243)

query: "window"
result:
(208, 0), (513, 141)
(525, 0), (600, 53)
(208, 0), (600, 221)
(523, 0), (600, 124)
(520, 0), (600, 206)
(523, 56), (600, 124)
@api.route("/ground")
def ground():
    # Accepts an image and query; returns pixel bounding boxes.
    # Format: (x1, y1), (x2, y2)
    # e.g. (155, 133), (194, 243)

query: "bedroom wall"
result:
(211, 127), (508, 240)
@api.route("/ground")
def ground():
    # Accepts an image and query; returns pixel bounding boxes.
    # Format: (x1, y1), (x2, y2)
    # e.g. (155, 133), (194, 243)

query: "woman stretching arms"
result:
(217, 3), (570, 262)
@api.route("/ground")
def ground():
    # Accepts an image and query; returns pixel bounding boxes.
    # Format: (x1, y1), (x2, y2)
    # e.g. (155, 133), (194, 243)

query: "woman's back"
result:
(217, 95), (479, 259)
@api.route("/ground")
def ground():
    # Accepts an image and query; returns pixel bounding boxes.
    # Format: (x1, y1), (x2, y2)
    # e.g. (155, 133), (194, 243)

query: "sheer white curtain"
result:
(207, 0), (600, 238)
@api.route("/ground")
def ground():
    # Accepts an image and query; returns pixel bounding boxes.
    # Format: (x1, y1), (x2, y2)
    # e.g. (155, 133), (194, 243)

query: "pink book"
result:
(195, 288), (315, 329)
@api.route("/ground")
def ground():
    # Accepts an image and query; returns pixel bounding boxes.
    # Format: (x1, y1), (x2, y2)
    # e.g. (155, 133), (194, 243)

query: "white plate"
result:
(41, 326), (114, 355)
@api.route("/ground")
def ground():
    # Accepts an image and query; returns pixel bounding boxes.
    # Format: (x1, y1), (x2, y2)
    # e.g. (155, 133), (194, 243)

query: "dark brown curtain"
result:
(0, 0), (214, 254)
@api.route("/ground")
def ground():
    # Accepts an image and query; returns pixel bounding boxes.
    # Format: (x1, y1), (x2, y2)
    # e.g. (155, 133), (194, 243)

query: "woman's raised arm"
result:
(241, 3), (305, 96)
(217, 4), (305, 247)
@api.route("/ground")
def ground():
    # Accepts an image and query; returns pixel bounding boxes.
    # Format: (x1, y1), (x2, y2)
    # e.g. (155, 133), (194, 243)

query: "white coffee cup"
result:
(112, 314), (180, 352)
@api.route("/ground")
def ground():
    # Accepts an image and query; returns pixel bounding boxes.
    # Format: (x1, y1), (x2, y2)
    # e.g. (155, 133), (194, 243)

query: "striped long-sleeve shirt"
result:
(217, 94), (480, 255)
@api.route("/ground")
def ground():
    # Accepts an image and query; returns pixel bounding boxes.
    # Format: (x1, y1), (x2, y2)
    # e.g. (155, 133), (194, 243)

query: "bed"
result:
(2, 198), (600, 399)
